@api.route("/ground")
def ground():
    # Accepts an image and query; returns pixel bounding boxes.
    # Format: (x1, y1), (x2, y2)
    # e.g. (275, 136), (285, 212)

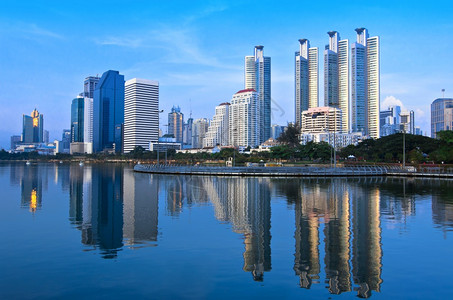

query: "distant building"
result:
(61, 129), (71, 153)
(245, 45), (271, 143)
(168, 106), (184, 143)
(295, 38), (318, 126)
(124, 78), (159, 153)
(71, 96), (84, 143)
(301, 106), (342, 134)
(431, 98), (453, 138)
(191, 118), (209, 149)
(149, 136), (181, 152)
(300, 132), (363, 149)
(10, 135), (21, 151)
(204, 102), (230, 147)
(183, 117), (193, 148)
(271, 124), (284, 140)
(43, 130), (49, 144)
(380, 105), (401, 137)
(22, 108), (44, 143)
(84, 76), (100, 98)
(93, 70), (125, 153)
(83, 97), (94, 143)
(400, 110), (415, 134)
(229, 89), (260, 147)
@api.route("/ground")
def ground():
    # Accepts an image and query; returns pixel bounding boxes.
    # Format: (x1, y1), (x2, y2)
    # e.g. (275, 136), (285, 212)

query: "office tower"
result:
(431, 98), (453, 138)
(167, 106), (184, 143)
(400, 110), (415, 134)
(71, 96), (84, 143)
(84, 76), (100, 98)
(61, 129), (71, 153)
(43, 130), (49, 144)
(295, 39), (318, 126)
(10, 135), (21, 150)
(229, 89), (260, 147)
(183, 117), (193, 147)
(245, 46), (271, 143)
(324, 31), (349, 133)
(124, 78), (159, 153)
(351, 28), (380, 138)
(22, 108), (44, 143)
(271, 124), (284, 140)
(191, 118), (209, 148)
(93, 70), (125, 153)
(83, 97), (94, 143)
(204, 102), (230, 147)
(301, 107), (342, 134)
(380, 105), (401, 137)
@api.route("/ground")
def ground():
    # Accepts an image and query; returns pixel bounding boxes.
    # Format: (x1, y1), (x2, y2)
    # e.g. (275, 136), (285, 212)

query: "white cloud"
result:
(381, 95), (406, 110)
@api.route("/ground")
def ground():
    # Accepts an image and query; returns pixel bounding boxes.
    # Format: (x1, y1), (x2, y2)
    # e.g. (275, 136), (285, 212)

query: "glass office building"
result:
(71, 96), (84, 142)
(93, 70), (125, 153)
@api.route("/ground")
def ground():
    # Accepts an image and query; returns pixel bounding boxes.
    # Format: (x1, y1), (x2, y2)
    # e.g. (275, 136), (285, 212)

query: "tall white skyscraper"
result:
(123, 78), (159, 153)
(351, 28), (380, 138)
(324, 31), (349, 133)
(245, 46), (271, 143)
(295, 39), (319, 126)
(203, 103), (230, 147)
(229, 89), (260, 147)
(83, 97), (93, 143)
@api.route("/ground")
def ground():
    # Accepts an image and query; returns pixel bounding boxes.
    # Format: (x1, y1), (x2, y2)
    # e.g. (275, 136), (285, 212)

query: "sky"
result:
(1, 0), (453, 149)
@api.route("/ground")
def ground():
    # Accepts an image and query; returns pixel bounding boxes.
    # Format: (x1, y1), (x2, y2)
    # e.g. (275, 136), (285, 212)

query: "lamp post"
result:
(157, 109), (164, 165)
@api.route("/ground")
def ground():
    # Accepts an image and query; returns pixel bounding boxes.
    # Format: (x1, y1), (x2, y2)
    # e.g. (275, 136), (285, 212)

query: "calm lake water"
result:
(1, 163), (453, 299)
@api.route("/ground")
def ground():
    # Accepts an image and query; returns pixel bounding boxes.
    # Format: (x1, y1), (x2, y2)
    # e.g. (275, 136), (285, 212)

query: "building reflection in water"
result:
(11, 164), (47, 213)
(203, 177), (272, 281)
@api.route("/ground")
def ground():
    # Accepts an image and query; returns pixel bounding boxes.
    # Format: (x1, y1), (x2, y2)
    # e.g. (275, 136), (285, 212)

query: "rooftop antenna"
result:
(442, 89), (445, 98)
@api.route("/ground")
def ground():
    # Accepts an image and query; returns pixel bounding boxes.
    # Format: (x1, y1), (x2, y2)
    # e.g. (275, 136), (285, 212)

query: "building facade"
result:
(301, 106), (342, 134)
(22, 109), (44, 143)
(93, 70), (125, 153)
(191, 118), (209, 149)
(183, 117), (193, 148)
(84, 76), (100, 98)
(295, 39), (318, 126)
(245, 46), (271, 143)
(324, 31), (349, 133)
(124, 78), (159, 153)
(71, 96), (84, 143)
(168, 106), (184, 143)
(204, 102), (230, 147)
(229, 89), (260, 147)
(431, 98), (453, 138)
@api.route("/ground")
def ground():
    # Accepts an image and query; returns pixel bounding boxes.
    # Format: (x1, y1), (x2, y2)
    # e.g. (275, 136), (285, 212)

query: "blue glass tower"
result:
(93, 70), (125, 153)
(71, 96), (84, 142)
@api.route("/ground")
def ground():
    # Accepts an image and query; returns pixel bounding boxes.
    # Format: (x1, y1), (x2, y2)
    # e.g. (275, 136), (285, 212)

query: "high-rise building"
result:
(43, 130), (49, 144)
(183, 117), (193, 148)
(295, 39), (318, 126)
(204, 102), (230, 147)
(168, 106), (184, 143)
(84, 76), (100, 98)
(380, 105), (401, 137)
(324, 31), (349, 133)
(10, 135), (21, 150)
(191, 118), (209, 149)
(229, 89), (260, 147)
(245, 46), (271, 143)
(61, 129), (71, 153)
(400, 110), (415, 134)
(83, 97), (93, 143)
(93, 70), (125, 153)
(431, 98), (453, 138)
(71, 96), (84, 143)
(22, 109), (44, 143)
(301, 107), (342, 134)
(124, 78), (159, 153)
(351, 28), (380, 138)
(271, 124), (284, 140)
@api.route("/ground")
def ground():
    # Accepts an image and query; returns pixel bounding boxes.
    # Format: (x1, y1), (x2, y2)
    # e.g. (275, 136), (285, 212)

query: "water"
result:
(1, 163), (453, 299)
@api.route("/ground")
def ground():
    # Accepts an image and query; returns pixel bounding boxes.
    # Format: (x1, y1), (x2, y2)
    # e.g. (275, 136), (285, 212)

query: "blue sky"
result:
(1, 0), (453, 149)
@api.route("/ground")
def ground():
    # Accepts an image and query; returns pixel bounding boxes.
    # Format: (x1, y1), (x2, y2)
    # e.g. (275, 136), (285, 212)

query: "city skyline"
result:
(1, 1), (453, 149)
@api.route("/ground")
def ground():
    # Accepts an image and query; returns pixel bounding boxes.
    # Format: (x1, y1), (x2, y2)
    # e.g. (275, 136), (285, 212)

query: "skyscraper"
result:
(83, 97), (93, 143)
(229, 89), (260, 147)
(191, 118), (209, 149)
(431, 98), (453, 138)
(351, 28), (380, 138)
(93, 70), (125, 153)
(22, 108), (44, 143)
(84, 76), (100, 98)
(71, 96), (84, 143)
(124, 78), (159, 153)
(324, 31), (349, 133)
(245, 46), (271, 143)
(295, 39), (318, 126)
(167, 106), (184, 143)
(204, 102), (230, 147)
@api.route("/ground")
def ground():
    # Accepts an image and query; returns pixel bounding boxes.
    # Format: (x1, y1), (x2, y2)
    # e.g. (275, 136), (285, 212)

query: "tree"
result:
(277, 124), (300, 148)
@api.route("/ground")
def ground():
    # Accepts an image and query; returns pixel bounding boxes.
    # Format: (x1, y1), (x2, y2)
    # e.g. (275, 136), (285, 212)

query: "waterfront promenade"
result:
(134, 164), (453, 178)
